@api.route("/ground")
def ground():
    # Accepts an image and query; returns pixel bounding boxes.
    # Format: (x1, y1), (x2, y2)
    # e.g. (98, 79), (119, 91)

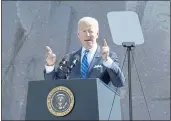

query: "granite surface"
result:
(2, 1), (170, 120)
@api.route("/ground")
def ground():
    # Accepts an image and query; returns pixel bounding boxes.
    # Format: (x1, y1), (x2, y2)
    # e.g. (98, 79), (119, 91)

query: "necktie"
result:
(81, 50), (89, 78)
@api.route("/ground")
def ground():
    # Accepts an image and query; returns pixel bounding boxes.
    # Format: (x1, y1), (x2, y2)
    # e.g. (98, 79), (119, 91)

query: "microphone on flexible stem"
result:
(56, 55), (68, 79)
(58, 57), (68, 69)
(66, 55), (80, 79)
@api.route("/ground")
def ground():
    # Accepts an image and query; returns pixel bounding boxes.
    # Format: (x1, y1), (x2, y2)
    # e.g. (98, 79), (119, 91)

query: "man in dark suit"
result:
(44, 17), (125, 88)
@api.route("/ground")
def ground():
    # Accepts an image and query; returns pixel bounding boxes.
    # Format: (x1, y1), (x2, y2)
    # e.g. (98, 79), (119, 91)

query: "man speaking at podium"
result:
(44, 17), (125, 88)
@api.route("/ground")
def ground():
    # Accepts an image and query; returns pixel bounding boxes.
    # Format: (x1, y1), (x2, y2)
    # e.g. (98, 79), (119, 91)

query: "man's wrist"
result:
(45, 64), (55, 73)
(103, 56), (113, 68)
(46, 62), (55, 66)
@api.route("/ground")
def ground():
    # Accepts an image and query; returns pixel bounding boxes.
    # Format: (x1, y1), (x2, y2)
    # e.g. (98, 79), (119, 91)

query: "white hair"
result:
(77, 17), (99, 31)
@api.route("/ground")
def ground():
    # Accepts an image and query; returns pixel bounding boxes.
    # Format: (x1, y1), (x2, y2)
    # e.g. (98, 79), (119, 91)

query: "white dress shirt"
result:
(45, 43), (113, 73)
(81, 43), (97, 66)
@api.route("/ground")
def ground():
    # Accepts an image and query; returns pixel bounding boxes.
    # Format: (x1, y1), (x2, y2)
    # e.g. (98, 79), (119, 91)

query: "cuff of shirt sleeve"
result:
(103, 57), (113, 68)
(45, 64), (55, 73)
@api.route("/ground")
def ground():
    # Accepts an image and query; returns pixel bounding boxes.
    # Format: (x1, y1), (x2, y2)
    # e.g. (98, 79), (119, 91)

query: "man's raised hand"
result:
(45, 46), (56, 66)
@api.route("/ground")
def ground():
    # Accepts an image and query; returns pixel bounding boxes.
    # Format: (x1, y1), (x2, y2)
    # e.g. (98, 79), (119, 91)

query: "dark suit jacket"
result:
(44, 46), (125, 87)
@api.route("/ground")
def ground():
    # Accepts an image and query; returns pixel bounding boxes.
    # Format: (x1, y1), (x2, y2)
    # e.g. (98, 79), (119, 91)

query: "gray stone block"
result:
(2, 1), (72, 120)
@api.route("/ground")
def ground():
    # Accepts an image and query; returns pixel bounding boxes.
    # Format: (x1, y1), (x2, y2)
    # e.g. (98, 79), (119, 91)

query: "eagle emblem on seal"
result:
(47, 86), (74, 116)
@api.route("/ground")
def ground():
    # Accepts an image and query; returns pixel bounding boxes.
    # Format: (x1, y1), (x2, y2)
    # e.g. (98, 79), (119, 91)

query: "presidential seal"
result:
(47, 86), (74, 116)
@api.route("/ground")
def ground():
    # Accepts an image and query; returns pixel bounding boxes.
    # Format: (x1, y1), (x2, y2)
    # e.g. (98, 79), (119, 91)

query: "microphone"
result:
(69, 55), (80, 69)
(66, 55), (80, 77)
(57, 55), (80, 79)
(56, 55), (69, 79)
(58, 56), (68, 69)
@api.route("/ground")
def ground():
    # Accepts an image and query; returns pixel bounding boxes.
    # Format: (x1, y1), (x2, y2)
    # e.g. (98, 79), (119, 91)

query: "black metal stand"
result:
(122, 42), (135, 120)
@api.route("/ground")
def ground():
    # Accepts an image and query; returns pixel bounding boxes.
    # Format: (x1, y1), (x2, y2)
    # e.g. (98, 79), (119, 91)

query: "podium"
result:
(25, 78), (122, 120)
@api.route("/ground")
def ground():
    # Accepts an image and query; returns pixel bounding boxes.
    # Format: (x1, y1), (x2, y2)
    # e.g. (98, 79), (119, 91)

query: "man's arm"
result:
(44, 65), (59, 80)
(103, 52), (125, 87)
(44, 46), (58, 80)
(43, 52), (73, 80)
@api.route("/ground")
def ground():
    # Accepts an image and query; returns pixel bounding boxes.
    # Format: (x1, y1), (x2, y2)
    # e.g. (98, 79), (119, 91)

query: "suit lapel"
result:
(87, 46), (101, 77)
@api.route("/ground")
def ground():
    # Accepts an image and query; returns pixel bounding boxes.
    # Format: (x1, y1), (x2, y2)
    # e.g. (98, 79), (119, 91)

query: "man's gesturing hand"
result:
(100, 39), (110, 61)
(45, 46), (56, 66)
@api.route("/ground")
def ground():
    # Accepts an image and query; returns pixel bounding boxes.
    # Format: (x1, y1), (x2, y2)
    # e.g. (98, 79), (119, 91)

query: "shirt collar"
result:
(81, 43), (97, 55)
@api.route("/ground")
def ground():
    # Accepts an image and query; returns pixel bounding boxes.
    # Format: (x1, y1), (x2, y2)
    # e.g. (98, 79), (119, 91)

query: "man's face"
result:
(77, 21), (99, 50)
